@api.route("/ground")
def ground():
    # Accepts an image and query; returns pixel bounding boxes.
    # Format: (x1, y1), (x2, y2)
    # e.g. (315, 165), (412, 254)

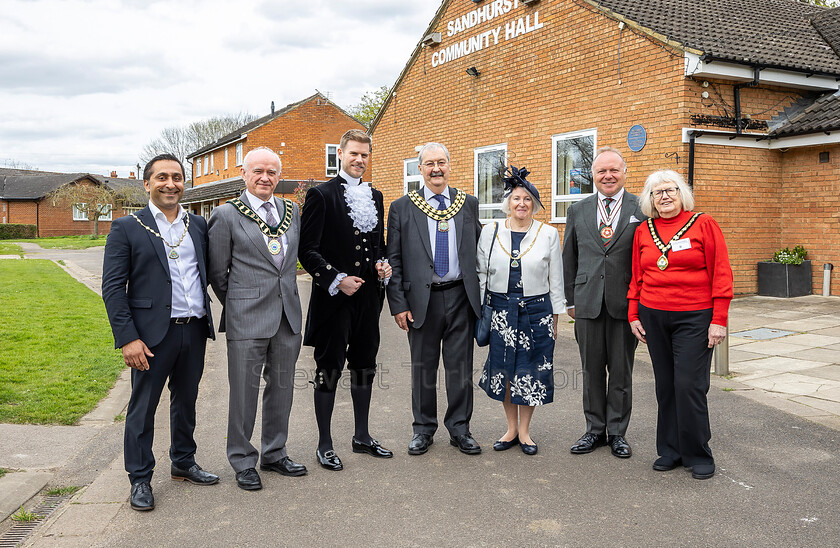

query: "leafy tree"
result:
(348, 86), (391, 128)
(49, 181), (146, 237)
(139, 112), (258, 181)
(800, 0), (839, 6)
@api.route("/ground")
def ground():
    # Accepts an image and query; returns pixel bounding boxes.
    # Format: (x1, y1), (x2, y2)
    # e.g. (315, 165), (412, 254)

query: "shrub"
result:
(772, 245), (807, 265)
(0, 224), (36, 240)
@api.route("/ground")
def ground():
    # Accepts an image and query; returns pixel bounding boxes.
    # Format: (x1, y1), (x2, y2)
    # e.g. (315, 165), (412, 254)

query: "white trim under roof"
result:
(684, 53), (840, 92)
(186, 134), (247, 161)
(682, 127), (840, 149)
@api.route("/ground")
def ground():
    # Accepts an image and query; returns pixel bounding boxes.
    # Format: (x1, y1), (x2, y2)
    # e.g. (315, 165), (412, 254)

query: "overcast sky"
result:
(0, 0), (441, 175)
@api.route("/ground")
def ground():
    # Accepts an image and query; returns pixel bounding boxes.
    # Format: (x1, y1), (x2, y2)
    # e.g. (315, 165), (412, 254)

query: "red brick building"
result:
(182, 92), (367, 216)
(0, 168), (144, 237)
(370, 0), (840, 296)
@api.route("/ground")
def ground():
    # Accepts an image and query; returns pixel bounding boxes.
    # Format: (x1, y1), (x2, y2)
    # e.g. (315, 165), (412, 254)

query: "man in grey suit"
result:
(562, 146), (645, 459)
(208, 147), (307, 490)
(387, 142), (483, 456)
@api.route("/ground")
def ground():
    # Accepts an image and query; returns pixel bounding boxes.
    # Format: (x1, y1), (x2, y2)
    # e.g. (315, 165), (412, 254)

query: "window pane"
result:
(407, 180), (422, 193)
(479, 207), (506, 220)
(405, 159), (420, 177)
(476, 149), (505, 206)
(554, 201), (570, 219)
(555, 135), (594, 196)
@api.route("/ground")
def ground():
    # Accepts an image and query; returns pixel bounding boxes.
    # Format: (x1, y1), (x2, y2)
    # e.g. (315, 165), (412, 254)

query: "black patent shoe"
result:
(351, 437), (394, 458)
(260, 456), (308, 477)
(492, 436), (520, 451)
(235, 468), (262, 491)
(316, 449), (343, 471)
(608, 435), (632, 458)
(130, 482), (154, 511)
(450, 433), (482, 455)
(570, 432), (607, 454)
(520, 441), (538, 455)
(170, 463), (220, 485)
(407, 433), (433, 455)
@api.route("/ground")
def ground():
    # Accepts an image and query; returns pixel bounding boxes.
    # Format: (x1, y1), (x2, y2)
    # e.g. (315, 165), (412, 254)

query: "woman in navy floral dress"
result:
(477, 167), (565, 455)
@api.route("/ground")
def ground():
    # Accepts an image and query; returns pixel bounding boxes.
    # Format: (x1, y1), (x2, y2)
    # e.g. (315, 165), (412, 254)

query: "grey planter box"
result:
(757, 260), (812, 297)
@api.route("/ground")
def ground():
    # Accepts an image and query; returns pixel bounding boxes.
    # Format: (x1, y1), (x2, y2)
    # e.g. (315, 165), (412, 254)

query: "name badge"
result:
(672, 237), (691, 252)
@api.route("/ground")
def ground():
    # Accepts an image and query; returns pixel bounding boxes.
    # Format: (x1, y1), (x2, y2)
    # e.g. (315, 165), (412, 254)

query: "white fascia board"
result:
(682, 127), (840, 149)
(684, 53), (839, 91)
(186, 134), (248, 161)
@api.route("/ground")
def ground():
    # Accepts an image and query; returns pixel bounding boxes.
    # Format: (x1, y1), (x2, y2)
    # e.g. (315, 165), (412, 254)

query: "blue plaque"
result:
(627, 125), (647, 152)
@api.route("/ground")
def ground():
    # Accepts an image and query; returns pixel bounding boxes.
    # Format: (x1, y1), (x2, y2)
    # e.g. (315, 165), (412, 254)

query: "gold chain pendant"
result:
(657, 254), (669, 270)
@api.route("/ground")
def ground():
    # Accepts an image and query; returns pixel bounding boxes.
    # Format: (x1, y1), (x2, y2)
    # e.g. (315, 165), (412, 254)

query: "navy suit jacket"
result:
(102, 205), (215, 349)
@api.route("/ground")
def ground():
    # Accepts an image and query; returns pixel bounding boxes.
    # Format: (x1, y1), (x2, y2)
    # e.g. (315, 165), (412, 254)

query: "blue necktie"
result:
(433, 194), (449, 278)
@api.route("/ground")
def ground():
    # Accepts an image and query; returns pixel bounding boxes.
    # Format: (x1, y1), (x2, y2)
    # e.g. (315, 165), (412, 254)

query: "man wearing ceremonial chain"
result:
(299, 129), (393, 471)
(387, 142), (484, 456)
(562, 146), (646, 460)
(208, 147), (307, 491)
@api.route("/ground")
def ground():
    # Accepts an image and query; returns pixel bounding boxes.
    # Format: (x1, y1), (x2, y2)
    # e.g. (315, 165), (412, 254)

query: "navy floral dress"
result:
(478, 231), (555, 406)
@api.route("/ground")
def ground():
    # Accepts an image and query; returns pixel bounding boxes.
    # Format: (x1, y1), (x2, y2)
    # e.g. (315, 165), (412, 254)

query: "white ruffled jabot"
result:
(344, 183), (378, 233)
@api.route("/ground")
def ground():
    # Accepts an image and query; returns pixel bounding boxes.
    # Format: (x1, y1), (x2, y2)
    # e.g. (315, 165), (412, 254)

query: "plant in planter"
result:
(757, 245), (812, 297)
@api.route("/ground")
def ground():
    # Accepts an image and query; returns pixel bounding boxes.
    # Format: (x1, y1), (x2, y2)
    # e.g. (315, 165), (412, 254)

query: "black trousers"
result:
(312, 279), (381, 391)
(124, 319), (207, 484)
(407, 283), (475, 437)
(639, 304), (714, 466)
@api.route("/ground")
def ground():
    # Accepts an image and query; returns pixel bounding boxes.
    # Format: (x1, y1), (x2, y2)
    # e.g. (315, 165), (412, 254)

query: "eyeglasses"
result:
(652, 187), (679, 199)
(422, 160), (448, 169)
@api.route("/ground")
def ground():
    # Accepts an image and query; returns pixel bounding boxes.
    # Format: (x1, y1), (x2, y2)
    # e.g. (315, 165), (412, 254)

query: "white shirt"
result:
(596, 188), (625, 228)
(423, 185), (461, 283)
(147, 201), (205, 319)
(244, 190), (289, 256)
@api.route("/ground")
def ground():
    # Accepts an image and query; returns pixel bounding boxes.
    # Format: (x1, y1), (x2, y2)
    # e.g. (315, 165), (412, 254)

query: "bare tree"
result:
(1, 159), (39, 170)
(49, 182), (146, 238)
(139, 112), (258, 180)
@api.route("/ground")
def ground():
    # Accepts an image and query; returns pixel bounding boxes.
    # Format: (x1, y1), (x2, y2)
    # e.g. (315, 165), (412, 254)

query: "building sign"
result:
(431, 0), (546, 68)
(627, 125), (647, 152)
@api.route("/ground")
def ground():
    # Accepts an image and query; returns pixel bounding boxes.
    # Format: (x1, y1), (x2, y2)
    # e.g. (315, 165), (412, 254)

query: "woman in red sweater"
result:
(628, 170), (733, 480)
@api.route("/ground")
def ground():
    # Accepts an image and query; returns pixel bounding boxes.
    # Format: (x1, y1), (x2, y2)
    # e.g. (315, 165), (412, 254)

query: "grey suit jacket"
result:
(386, 187), (482, 329)
(562, 192), (645, 320)
(208, 192), (302, 340)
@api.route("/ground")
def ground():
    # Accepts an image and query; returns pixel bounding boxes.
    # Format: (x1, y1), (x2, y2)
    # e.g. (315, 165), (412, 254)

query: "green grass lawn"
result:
(0, 242), (23, 256)
(11, 235), (107, 249)
(0, 260), (123, 424)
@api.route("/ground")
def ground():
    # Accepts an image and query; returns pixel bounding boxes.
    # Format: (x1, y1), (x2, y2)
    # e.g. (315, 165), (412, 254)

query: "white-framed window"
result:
(210, 153), (214, 173)
(122, 206), (142, 215)
(204, 155), (209, 175)
(236, 143), (243, 166)
(551, 129), (597, 222)
(403, 158), (422, 194)
(325, 144), (339, 177)
(73, 203), (112, 221)
(201, 204), (213, 219)
(196, 158), (202, 178)
(224, 148), (228, 170)
(474, 143), (507, 221)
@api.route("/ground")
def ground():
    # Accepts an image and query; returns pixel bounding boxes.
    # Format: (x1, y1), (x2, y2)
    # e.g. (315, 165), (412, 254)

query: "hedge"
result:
(0, 224), (36, 239)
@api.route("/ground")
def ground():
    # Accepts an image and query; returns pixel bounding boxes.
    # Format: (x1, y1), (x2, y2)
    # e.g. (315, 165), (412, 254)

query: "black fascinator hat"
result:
(502, 166), (543, 208)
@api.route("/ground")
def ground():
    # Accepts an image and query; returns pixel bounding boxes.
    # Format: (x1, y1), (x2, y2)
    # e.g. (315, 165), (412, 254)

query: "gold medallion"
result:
(600, 225), (614, 239)
(268, 238), (282, 255)
(657, 254), (669, 270)
(168, 249), (179, 260)
(438, 219), (449, 232)
(511, 259), (519, 268)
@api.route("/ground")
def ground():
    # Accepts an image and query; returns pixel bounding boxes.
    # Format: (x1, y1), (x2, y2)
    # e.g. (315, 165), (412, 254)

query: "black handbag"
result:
(475, 222), (499, 347)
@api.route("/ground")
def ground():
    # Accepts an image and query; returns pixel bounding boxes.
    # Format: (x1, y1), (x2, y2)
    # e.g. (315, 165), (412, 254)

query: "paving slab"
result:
(734, 340), (814, 356)
(37, 502), (122, 539)
(0, 471), (52, 522)
(810, 326), (840, 337)
(798, 364), (840, 382)
(765, 316), (840, 331)
(779, 333), (840, 347)
(739, 372), (840, 397)
(790, 395), (840, 416)
(791, 348), (840, 365)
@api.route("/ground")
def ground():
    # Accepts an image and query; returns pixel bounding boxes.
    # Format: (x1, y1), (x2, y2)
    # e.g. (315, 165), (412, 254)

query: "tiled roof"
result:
(769, 90), (840, 137)
(0, 170), (144, 200)
(181, 178), (314, 204)
(590, 0), (840, 75)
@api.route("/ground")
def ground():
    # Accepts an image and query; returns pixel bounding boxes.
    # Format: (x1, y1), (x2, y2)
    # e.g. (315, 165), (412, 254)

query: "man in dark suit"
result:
(208, 147), (307, 491)
(299, 129), (393, 471)
(387, 142), (483, 456)
(562, 146), (645, 459)
(102, 153), (219, 512)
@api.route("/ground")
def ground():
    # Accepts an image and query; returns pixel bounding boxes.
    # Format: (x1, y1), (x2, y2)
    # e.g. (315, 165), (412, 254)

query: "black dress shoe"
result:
(608, 435), (632, 458)
(652, 456), (682, 471)
(351, 437), (394, 458)
(316, 449), (343, 471)
(570, 432), (607, 454)
(130, 482), (154, 511)
(235, 468), (262, 491)
(520, 441), (538, 456)
(450, 433), (482, 455)
(170, 463), (220, 485)
(260, 456), (308, 477)
(691, 463), (716, 480)
(407, 433), (433, 455)
(493, 436), (520, 451)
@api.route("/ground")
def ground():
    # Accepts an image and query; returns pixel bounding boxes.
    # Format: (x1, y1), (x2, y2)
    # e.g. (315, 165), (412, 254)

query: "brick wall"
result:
(371, 0), (838, 296)
(193, 96), (368, 185)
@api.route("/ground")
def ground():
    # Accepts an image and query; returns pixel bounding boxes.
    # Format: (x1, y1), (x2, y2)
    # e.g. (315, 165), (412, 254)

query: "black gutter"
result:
(688, 130), (704, 189)
(733, 67), (761, 136)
